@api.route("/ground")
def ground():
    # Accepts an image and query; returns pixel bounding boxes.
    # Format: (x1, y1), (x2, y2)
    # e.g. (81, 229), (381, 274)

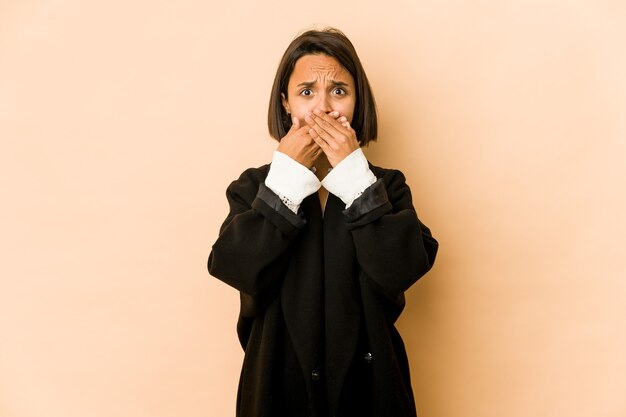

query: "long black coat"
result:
(208, 162), (438, 417)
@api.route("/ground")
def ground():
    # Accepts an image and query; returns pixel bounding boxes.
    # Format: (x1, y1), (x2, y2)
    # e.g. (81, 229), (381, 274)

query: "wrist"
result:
(265, 151), (321, 212)
(321, 148), (377, 207)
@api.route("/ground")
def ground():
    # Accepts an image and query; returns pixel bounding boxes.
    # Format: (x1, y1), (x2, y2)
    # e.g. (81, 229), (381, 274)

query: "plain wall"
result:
(1, 1), (625, 416)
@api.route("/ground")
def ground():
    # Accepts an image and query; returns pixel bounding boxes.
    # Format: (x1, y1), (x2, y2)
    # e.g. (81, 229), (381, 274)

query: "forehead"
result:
(289, 54), (353, 84)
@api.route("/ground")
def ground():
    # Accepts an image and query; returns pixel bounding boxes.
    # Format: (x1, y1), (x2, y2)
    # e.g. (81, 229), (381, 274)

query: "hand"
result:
(277, 116), (323, 168)
(305, 109), (359, 167)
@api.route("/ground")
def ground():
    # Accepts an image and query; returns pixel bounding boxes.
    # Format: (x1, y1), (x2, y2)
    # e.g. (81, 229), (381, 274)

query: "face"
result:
(282, 54), (356, 124)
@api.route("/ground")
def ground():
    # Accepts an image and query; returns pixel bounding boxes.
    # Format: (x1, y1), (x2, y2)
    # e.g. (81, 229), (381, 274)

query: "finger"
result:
(308, 124), (337, 149)
(311, 115), (351, 150)
(310, 123), (351, 153)
(308, 126), (331, 148)
(304, 111), (334, 129)
(312, 144), (324, 158)
(322, 112), (354, 134)
(291, 116), (300, 130)
(311, 110), (343, 135)
(307, 125), (320, 141)
(305, 113), (340, 145)
(310, 131), (331, 153)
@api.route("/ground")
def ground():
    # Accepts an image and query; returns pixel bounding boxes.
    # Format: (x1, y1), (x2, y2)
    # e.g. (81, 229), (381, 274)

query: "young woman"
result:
(208, 27), (438, 417)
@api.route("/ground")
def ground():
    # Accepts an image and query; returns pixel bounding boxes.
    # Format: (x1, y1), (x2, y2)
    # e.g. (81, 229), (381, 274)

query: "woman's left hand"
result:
(305, 109), (359, 167)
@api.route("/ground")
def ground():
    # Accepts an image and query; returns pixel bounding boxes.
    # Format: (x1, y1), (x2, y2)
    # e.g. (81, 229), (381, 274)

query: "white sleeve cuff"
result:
(321, 148), (377, 208)
(265, 151), (321, 213)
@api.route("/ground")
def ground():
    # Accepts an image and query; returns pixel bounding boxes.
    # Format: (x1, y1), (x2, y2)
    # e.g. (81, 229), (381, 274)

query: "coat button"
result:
(364, 352), (373, 364)
(311, 369), (321, 381)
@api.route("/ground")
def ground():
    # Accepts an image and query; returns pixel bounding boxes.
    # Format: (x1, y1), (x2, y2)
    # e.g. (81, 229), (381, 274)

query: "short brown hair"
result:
(267, 28), (378, 146)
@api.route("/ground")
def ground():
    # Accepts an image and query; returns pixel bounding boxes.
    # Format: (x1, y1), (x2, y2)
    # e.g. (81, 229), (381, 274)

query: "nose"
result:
(315, 92), (332, 114)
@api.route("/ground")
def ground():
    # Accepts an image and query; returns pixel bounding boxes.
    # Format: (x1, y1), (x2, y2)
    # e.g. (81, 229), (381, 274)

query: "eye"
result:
(333, 88), (346, 96)
(299, 89), (313, 96)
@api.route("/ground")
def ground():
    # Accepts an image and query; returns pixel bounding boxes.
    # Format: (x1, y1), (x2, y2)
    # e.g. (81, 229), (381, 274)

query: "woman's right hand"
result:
(276, 117), (323, 168)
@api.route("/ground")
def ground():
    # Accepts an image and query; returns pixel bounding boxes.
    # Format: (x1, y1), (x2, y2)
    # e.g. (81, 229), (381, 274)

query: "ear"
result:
(281, 93), (290, 114)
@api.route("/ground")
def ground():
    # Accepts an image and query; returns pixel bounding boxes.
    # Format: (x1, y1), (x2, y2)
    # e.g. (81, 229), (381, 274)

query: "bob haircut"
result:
(268, 28), (378, 146)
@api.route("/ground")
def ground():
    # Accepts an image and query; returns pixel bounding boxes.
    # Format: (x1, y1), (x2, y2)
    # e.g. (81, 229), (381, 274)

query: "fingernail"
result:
(313, 109), (321, 115)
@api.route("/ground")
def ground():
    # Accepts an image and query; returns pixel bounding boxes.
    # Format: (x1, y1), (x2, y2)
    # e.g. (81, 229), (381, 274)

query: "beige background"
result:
(1, 1), (625, 416)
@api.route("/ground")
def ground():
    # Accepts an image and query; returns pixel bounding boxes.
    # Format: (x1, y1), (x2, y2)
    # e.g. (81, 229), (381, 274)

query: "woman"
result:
(208, 28), (438, 417)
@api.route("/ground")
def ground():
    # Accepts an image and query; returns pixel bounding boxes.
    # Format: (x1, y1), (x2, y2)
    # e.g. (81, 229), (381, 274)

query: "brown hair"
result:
(267, 28), (378, 146)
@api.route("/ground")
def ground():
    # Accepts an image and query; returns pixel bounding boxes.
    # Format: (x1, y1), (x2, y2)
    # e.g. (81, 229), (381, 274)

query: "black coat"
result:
(208, 162), (438, 417)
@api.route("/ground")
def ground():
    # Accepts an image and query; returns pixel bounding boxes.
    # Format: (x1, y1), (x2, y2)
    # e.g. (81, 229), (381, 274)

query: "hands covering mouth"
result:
(278, 109), (359, 168)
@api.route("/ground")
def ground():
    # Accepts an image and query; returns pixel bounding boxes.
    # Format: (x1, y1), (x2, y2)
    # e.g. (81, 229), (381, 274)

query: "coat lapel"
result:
(280, 194), (363, 414)
(280, 194), (324, 389)
(323, 194), (362, 413)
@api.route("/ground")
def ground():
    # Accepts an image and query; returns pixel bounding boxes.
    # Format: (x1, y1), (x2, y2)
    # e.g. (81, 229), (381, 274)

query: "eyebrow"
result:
(296, 80), (350, 88)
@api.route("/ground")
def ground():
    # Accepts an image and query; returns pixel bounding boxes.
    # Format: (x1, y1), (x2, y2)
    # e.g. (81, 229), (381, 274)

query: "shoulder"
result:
(232, 164), (271, 186)
(225, 164), (270, 202)
(369, 163), (409, 189)
(368, 163), (414, 209)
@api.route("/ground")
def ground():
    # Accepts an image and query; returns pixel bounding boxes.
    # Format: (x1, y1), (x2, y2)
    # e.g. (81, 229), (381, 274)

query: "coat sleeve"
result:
(208, 168), (306, 311)
(344, 168), (438, 302)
